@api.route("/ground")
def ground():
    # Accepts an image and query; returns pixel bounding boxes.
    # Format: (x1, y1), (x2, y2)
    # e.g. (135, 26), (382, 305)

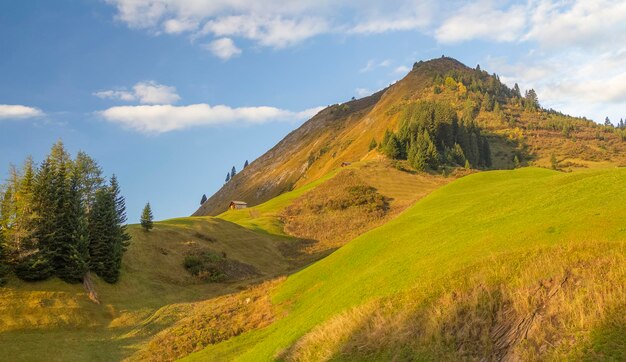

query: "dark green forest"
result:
(0, 141), (129, 285)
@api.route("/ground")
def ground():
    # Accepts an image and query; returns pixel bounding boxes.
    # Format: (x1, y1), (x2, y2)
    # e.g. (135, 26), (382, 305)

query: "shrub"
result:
(183, 251), (226, 282)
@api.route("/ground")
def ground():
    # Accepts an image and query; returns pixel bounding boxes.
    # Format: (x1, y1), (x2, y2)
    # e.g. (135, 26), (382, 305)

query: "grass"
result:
(0, 215), (297, 361)
(185, 167), (626, 361)
(218, 169), (340, 236)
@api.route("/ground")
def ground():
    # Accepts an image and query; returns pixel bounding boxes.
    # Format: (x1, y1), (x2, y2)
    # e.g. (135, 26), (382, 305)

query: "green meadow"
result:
(187, 167), (626, 360)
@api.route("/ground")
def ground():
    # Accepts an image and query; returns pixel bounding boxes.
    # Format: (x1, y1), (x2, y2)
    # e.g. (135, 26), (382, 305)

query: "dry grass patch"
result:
(127, 278), (283, 362)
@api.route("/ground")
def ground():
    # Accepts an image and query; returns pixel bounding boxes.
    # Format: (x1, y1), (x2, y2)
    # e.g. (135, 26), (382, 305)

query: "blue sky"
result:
(1, 0), (625, 221)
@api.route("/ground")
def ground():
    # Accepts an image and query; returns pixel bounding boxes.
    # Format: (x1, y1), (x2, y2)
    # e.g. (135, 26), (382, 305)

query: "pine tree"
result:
(550, 153), (558, 170)
(369, 138), (377, 151)
(140, 203), (153, 232)
(48, 161), (87, 283)
(200, 194), (207, 205)
(108, 175), (130, 279)
(604, 117), (613, 127)
(382, 134), (401, 159)
(513, 83), (521, 98)
(243, 160), (249, 168)
(15, 157), (55, 281)
(230, 166), (236, 179)
(524, 89), (539, 111)
(225, 173), (230, 183)
(109, 175), (130, 251)
(408, 141), (427, 171)
(88, 187), (117, 281)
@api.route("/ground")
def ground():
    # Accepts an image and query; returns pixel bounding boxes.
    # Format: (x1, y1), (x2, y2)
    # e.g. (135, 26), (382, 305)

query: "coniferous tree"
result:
(550, 153), (559, 170)
(524, 89), (539, 111)
(140, 203), (153, 232)
(369, 138), (377, 151)
(47, 160), (87, 283)
(243, 160), (249, 168)
(3, 141), (130, 283)
(408, 141), (427, 171)
(513, 83), (521, 99)
(230, 166), (236, 179)
(108, 175), (130, 280)
(88, 187), (117, 281)
(15, 157), (54, 281)
(382, 134), (401, 159)
(225, 173), (230, 183)
(200, 194), (207, 205)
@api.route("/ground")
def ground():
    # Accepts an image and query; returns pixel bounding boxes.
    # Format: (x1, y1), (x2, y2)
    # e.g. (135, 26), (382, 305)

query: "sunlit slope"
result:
(186, 167), (626, 361)
(0, 216), (296, 361)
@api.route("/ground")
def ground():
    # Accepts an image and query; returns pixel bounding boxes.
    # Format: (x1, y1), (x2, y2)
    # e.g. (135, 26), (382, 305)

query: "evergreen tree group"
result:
(379, 101), (491, 171)
(0, 141), (129, 284)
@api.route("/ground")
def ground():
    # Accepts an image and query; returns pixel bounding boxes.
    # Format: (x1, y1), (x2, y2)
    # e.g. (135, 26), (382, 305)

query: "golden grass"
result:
(127, 278), (283, 362)
(284, 242), (625, 361)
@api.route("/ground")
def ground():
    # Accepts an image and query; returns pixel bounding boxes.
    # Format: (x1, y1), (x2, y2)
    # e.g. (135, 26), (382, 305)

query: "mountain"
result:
(195, 57), (626, 216)
(3, 57), (625, 361)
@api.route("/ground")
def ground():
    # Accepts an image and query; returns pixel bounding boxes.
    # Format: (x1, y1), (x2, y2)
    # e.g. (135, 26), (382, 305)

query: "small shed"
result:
(229, 201), (248, 210)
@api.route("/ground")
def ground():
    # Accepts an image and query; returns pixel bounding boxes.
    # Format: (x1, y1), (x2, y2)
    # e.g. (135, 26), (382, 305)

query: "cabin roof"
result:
(230, 200), (247, 205)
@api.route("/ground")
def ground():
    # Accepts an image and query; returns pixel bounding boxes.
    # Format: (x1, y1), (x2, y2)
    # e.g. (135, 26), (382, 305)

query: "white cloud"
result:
(94, 81), (181, 104)
(436, 1), (527, 43)
(204, 37), (242, 60)
(105, 0), (435, 52)
(0, 104), (44, 120)
(163, 18), (198, 34)
(525, 0), (626, 50)
(200, 15), (329, 49)
(99, 103), (324, 134)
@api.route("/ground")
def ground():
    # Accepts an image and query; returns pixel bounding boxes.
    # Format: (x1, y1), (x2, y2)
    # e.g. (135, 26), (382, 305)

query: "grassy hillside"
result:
(186, 167), (626, 361)
(195, 57), (626, 216)
(0, 216), (300, 361)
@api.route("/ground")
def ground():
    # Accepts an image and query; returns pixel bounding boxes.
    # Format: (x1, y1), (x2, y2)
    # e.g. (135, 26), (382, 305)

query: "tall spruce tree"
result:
(230, 166), (236, 178)
(244, 160), (249, 168)
(140, 203), (154, 232)
(200, 194), (207, 205)
(107, 175), (130, 279)
(48, 160), (87, 283)
(88, 187), (117, 282)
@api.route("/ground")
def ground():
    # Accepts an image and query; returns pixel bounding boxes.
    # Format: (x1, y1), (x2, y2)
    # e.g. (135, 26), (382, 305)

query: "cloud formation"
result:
(102, 0), (626, 122)
(105, 0), (434, 56)
(99, 104), (324, 134)
(94, 81), (181, 105)
(204, 37), (242, 60)
(0, 104), (44, 120)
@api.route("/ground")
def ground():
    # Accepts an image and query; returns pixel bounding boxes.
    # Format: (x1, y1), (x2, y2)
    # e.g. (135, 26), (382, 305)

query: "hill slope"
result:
(186, 167), (626, 361)
(195, 57), (626, 216)
(0, 216), (302, 360)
